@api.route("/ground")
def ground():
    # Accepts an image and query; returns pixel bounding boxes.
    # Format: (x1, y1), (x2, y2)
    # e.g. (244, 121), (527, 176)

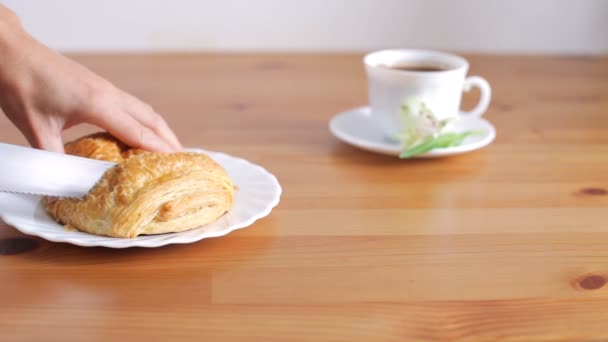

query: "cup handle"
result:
(460, 76), (491, 118)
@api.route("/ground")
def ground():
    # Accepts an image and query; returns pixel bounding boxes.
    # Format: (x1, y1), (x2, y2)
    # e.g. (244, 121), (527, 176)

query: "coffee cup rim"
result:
(364, 49), (468, 74)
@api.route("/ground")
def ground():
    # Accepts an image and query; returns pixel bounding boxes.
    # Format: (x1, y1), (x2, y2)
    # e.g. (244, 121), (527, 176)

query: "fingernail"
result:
(173, 140), (184, 151)
(161, 140), (177, 153)
(169, 134), (183, 151)
(142, 130), (174, 153)
(165, 139), (181, 152)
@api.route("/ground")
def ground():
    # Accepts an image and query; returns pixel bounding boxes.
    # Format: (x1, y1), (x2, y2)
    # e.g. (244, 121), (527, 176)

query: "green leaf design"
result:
(399, 131), (483, 159)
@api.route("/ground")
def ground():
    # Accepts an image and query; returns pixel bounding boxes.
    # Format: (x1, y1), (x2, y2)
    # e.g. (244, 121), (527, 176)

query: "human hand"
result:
(0, 7), (182, 153)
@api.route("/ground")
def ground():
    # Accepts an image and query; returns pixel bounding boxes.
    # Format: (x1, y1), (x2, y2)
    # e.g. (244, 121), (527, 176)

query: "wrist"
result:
(0, 5), (25, 49)
(0, 7), (30, 99)
(0, 4), (20, 25)
(0, 4), (21, 31)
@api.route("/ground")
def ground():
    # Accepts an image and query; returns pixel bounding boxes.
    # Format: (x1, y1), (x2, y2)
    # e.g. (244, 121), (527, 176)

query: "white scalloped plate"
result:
(0, 148), (281, 248)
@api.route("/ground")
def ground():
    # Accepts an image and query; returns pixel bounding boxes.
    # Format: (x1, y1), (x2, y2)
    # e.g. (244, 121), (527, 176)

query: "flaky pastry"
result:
(44, 133), (234, 238)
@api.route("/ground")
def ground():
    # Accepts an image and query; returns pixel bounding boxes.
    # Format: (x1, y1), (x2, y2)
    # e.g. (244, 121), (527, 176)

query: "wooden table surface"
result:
(1, 53), (607, 341)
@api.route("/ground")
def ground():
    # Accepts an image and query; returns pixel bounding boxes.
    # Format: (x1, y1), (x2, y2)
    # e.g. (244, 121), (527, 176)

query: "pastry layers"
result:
(44, 133), (234, 238)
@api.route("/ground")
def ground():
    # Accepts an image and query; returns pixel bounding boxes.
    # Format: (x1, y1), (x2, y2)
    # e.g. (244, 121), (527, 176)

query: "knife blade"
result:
(0, 143), (116, 198)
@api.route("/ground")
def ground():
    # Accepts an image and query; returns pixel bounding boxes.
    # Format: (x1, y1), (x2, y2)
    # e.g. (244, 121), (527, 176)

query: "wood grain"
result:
(1, 53), (608, 341)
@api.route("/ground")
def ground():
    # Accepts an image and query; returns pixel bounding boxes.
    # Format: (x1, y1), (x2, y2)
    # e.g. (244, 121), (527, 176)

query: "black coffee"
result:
(381, 63), (449, 72)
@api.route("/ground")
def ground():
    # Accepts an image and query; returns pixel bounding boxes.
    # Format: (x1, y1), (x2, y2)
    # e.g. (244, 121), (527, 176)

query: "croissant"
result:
(44, 133), (234, 238)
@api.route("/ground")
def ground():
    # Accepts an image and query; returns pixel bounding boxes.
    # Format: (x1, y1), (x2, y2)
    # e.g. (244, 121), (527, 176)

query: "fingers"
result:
(122, 93), (182, 151)
(21, 114), (65, 153)
(0, 92), (65, 153)
(88, 109), (176, 153)
(35, 129), (65, 153)
(25, 129), (64, 153)
(82, 85), (181, 153)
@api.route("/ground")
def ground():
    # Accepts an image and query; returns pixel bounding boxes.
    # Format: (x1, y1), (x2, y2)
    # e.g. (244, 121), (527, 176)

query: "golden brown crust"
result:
(44, 133), (234, 238)
(63, 132), (133, 163)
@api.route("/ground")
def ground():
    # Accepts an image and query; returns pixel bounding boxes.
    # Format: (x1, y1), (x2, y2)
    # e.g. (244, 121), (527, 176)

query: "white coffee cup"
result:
(364, 49), (491, 137)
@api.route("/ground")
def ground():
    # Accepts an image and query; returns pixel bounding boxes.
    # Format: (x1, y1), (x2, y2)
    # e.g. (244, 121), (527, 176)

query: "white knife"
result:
(0, 143), (116, 198)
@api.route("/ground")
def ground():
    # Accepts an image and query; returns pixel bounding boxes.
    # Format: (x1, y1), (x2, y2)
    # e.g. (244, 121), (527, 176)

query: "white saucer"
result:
(329, 106), (496, 158)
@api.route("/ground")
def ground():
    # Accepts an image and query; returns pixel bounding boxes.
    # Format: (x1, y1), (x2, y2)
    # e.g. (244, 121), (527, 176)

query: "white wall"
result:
(3, 0), (608, 54)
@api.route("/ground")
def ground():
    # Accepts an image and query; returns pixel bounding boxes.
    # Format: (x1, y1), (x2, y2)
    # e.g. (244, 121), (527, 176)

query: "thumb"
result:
(28, 119), (65, 153)
(35, 130), (65, 153)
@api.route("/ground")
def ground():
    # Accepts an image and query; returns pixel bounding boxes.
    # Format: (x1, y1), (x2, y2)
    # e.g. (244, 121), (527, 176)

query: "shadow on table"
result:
(0, 217), (278, 270)
(328, 140), (489, 166)
(326, 140), (493, 188)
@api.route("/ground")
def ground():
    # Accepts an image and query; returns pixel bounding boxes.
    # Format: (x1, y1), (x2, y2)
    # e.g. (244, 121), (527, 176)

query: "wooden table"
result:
(1, 53), (607, 341)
